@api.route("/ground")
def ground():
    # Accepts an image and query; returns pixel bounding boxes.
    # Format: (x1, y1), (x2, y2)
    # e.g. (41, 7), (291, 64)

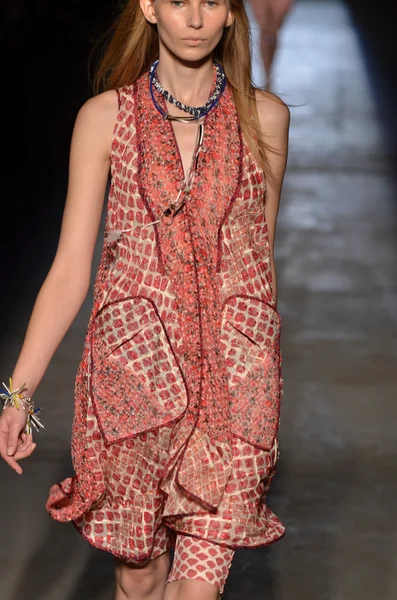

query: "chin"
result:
(174, 46), (214, 64)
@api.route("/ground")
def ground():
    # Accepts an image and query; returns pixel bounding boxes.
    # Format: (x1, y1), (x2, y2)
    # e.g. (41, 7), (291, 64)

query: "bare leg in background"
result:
(249, 0), (295, 89)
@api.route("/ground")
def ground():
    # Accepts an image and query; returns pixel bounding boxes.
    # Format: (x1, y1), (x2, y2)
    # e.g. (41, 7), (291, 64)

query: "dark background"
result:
(2, 0), (396, 328)
(2, 1), (117, 332)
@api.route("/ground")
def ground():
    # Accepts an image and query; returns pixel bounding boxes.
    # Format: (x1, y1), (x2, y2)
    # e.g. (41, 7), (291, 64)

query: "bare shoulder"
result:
(70, 89), (119, 160)
(75, 89), (119, 130)
(254, 89), (290, 136)
(254, 90), (290, 187)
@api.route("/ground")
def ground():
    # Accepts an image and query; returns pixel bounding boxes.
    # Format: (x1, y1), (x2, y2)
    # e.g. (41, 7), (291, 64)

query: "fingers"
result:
(0, 448), (23, 474)
(0, 440), (37, 474)
(0, 424), (36, 474)
(14, 443), (36, 461)
(0, 422), (23, 474)
(18, 432), (33, 453)
(7, 422), (23, 457)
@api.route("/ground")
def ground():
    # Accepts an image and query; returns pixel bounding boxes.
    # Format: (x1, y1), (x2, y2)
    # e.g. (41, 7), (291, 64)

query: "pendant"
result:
(166, 114), (198, 124)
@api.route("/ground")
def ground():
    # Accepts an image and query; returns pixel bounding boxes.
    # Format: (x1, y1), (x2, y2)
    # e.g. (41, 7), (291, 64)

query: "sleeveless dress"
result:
(46, 70), (285, 562)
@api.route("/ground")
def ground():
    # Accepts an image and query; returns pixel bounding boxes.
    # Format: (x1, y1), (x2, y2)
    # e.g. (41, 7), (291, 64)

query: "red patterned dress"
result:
(46, 70), (285, 562)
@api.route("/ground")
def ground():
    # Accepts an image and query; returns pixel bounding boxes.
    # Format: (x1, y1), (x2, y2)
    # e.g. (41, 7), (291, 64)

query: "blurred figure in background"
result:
(248, 0), (295, 89)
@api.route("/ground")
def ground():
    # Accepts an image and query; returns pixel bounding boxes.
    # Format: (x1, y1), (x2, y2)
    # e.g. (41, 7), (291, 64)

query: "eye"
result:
(171, 1), (184, 6)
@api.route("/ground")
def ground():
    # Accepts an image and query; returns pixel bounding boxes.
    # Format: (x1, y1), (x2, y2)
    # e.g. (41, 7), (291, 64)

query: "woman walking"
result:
(0, 1), (290, 598)
(248, 0), (295, 89)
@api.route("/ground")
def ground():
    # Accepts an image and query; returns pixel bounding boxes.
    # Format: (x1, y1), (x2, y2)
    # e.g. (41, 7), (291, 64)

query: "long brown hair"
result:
(93, 0), (273, 175)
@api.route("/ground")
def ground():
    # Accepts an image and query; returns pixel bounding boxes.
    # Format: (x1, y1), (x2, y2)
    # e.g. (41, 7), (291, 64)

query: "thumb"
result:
(7, 423), (22, 456)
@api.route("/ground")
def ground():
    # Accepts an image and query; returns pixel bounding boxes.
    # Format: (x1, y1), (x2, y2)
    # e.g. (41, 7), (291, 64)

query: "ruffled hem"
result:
(46, 427), (285, 561)
(165, 513), (286, 550)
(47, 475), (284, 562)
(47, 476), (100, 523)
(46, 375), (285, 561)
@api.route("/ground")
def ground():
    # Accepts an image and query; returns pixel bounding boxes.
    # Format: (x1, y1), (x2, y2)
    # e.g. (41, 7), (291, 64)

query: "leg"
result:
(249, 0), (277, 87)
(163, 536), (234, 600)
(270, 0), (295, 30)
(265, 0), (295, 88)
(164, 580), (221, 600)
(114, 551), (172, 600)
(249, 0), (295, 88)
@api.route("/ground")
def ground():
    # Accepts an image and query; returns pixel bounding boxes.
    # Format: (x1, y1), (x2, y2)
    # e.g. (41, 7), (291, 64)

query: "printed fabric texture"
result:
(46, 69), (285, 560)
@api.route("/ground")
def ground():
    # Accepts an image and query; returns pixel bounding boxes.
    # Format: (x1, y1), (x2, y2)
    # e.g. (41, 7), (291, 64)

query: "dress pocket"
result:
(220, 295), (282, 450)
(89, 296), (187, 445)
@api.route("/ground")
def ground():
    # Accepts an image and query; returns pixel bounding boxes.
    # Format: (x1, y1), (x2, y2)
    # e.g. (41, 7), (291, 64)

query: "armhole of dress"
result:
(110, 86), (125, 166)
(107, 84), (134, 234)
(115, 88), (121, 111)
(106, 88), (123, 234)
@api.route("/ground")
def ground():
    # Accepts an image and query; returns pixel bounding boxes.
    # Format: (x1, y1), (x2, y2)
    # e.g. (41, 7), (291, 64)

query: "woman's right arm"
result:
(0, 89), (119, 474)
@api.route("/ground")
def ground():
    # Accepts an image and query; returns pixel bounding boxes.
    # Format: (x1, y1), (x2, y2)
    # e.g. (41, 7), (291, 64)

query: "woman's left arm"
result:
(256, 91), (290, 306)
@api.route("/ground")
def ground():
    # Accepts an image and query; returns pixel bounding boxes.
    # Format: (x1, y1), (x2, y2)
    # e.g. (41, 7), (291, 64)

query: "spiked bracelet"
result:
(0, 378), (44, 435)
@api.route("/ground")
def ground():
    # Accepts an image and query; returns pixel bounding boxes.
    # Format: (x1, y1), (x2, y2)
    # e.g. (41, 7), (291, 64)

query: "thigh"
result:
(268, 0), (295, 28)
(248, 0), (273, 28)
(249, 0), (294, 30)
(167, 535), (235, 594)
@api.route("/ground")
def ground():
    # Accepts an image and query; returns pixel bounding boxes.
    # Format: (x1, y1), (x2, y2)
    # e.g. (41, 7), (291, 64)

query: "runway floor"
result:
(1, 2), (396, 599)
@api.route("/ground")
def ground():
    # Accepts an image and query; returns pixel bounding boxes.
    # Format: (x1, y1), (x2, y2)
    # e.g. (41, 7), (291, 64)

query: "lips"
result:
(182, 38), (207, 47)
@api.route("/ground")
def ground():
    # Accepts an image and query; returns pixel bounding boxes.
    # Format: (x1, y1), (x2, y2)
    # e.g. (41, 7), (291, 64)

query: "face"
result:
(140, 0), (233, 62)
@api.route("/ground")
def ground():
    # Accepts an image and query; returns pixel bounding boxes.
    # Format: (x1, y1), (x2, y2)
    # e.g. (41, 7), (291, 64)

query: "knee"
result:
(166, 579), (220, 600)
(119, 564), (155, 598)
(117, 553), (170, 599)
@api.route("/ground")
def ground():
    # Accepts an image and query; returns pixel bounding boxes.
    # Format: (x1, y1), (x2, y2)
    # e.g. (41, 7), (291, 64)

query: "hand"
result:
(0, 406), (36, 474)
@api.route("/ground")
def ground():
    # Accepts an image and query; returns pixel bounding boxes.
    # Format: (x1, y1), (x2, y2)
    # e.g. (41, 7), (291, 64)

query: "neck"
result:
(155, 48), (215, 107)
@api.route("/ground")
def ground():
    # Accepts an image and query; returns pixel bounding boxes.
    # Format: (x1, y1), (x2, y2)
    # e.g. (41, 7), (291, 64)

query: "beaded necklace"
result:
(141, 61), (223, 226)
(149, 59), (226, 122)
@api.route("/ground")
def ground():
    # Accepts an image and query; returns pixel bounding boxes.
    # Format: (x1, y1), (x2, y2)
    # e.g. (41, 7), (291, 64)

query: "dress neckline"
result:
(149, 66), (224, 183)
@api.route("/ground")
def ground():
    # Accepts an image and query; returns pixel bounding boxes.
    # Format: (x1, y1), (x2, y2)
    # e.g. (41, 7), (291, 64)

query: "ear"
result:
(140, 0), (157, 24)
(225, 9), (234, 28)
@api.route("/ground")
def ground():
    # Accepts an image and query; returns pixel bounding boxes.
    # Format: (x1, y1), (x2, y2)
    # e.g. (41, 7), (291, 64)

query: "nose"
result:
(187, 3), (204, 29)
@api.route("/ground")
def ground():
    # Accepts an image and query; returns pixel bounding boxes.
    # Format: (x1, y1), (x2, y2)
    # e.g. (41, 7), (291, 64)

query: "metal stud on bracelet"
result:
(0, 378), (44, 434)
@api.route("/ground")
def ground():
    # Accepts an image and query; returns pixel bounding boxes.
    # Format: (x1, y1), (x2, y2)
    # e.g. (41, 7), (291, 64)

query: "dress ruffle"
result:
(46, 389), (285, 561)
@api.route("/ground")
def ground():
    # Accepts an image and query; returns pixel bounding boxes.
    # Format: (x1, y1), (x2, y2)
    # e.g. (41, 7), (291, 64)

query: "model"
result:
(0, 1), (290, 599)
